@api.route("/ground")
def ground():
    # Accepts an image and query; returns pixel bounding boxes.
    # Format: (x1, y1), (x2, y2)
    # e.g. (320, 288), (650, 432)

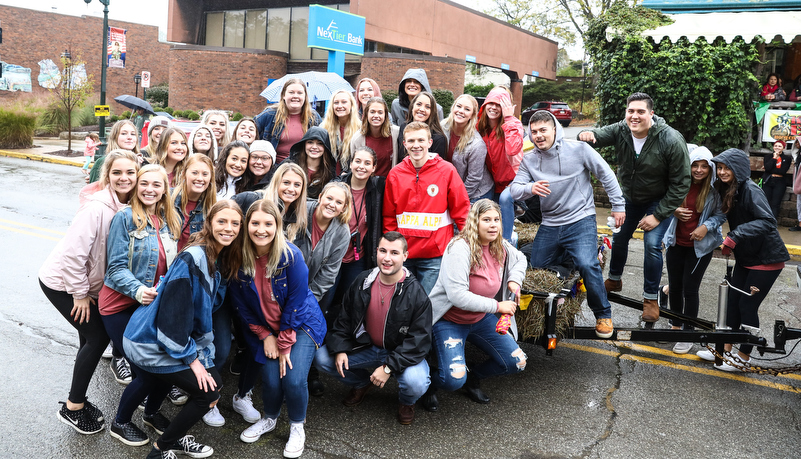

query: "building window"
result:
(205, 12), (224, 47)
(267, 8), (291, 53)
(245, 10), (267, 49)
(224, 10), (245, 49)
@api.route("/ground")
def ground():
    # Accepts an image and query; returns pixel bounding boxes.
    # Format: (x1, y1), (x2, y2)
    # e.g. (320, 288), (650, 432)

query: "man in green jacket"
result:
(578, 92), (690, 323)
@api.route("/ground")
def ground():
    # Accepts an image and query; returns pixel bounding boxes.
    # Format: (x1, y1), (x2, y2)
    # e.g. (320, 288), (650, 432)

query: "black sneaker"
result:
(111, 356), (133, 385)
(138, 396), (148, 412)
(143, 411), (171, 435)
(146, 446), (178, 459)
(83, 400), (105, 423)
(229, 348), (246, 376)
(57, 402), (104, 435)
(657, 285), (669, 309)
(168, 386), (188, 406)
(172, 435), (213, 458)
(110, 420), (150, 446)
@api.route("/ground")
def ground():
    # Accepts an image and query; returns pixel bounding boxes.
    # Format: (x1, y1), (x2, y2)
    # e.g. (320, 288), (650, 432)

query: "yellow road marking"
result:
(0, 218), (66, 235)
(0, 224), (61, 242)
(559, 341), (801, 393)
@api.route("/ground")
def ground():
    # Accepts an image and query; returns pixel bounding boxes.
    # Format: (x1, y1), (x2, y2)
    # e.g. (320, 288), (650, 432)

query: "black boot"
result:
(420, 387), (439, 412)
(464, 373), (490, 404)
(308, 366), (325, 397)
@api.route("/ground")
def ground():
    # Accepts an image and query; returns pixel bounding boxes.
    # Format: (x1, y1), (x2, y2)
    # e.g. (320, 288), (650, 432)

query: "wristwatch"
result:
(383, 364), (392, 375)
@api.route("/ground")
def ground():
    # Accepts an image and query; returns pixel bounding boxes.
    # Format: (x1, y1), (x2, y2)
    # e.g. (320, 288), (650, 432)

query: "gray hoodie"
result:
(390, 68), (445, 125)
(296, 201), (350, 302)
(510, 112), (624, 226)
(441, 124), (494, 201)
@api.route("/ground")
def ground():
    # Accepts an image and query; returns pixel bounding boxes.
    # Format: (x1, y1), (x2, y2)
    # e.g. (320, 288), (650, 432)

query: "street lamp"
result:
(84, 0), (110, 159)
(134, 73), (141, 98)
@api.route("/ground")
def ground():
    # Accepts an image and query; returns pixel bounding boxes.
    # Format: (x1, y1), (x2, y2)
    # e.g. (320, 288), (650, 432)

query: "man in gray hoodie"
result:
(510, 111), (625, 338)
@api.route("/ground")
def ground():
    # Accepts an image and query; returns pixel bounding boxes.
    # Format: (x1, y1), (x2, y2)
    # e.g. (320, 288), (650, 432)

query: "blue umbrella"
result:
(114, 95), (156, 115)
(260, 71), (355, 104)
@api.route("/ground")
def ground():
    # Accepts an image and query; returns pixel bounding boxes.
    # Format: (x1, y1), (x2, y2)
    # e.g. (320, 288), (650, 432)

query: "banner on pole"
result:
(107, 27), (127, 69)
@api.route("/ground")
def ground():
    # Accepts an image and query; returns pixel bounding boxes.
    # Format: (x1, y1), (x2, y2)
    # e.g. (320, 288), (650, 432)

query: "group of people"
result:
(42, 64), (795, 458)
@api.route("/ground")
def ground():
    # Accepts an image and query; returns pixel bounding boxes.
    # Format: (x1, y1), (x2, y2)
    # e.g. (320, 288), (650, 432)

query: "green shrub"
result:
(432, 89), (454, 118)
(164, 106), (174, 115)
(382, 90), (398, 114)
(120, 110), (131, 119)
(186, 111), (200, 121)
(73, 104), (98, 127)
(108, 115), (120, 123)
(464, 83), (494, 99)
(0, 109), (37, 148)
(231, 112), (244, 122)
(146, 83), (169, 108)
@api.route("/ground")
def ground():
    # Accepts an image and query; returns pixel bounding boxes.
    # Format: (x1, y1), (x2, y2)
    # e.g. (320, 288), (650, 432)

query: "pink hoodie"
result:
(480, 87), (525, 193)
(39, 186), (126, 299)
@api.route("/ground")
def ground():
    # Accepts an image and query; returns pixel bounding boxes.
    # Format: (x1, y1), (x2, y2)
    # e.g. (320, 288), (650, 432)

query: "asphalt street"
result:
(1, 155), (801, 459)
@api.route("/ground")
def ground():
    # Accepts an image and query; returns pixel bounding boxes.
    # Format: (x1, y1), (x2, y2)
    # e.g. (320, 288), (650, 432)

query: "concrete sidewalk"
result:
(2, 138), (801, 260)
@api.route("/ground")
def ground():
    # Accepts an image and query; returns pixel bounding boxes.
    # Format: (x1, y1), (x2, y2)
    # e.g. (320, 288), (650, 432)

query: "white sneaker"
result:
(202, 406), (225, 427)
(240, 417), (276, 443)
(672, 342), (693, 354)
(283, 422), (305, 458)
(233, 391), (260, 424)
(696, 349), (715, 362)
(102, 343), (114, 359)
(714, 357), (749, 373)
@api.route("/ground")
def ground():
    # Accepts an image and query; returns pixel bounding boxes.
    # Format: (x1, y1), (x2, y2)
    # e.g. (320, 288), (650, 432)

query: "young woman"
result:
(88, 120), (141, 183)
(762, 140), (791, 220)
(174, 154), (217, 251)
(424, 199), (527, 410)
(792, 137), (801, 232)
(39, 150), (139, 435)
(397, 91), (448, 159)
(243, 140), (277, 191)
(201, 110), (232, 154)
(287, 126), (337, 200)
(696, 148), (790, 370)
(255, 78), (322, 164)
(478, 87), (525, 241)
(350, 97), (399, 178)
(390, 68), (444, 125)
(101, 164), (181, 447)
(142, 116), (173, 163)
(354, 77), (381, 116)
(123, 200), (244, 459)
(154, 127), (189, 187)
(234, 118), (259, 147)
(662, 147), (725, 354)
(188, 124), (218, 160)
(230, 199), (326, 459)
(760, 73), (786, 102)
(442, 94), (494, 203)
(320, 89), (361, 173)
(215, 140), (250, 200)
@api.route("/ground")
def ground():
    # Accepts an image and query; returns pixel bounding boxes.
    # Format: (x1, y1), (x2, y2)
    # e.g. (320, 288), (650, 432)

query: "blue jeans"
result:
(260, 331), (316, 423)
(529, 215), (611, 319)
(608, 200), (670, 299)
(315, 345), (430, 405)
(497, 188), (516, 241)
(431, 314), (526, 391)
(404, 256), (442, 295)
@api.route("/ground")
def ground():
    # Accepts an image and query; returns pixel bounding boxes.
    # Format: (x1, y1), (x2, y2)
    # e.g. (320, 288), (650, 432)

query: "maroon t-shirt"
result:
(365, 278), (397, 348)
(343, 187), (369, 264)
(676, 183), (702, 248)
(447, 132), (460, 163)
(177, 200), (198, 251)
(366, 134), (393, 177)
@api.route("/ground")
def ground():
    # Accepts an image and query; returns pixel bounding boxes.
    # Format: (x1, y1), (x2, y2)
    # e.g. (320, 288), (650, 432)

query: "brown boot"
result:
(342, 385), (372, 407)
(604, 279), (622, 293)
(398, 404), (415, 425)
(642, 299), (659, 322)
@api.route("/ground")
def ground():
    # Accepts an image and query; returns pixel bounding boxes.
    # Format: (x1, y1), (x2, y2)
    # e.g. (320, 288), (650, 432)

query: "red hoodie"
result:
(383, 154), (470, 259)
(479, 88), (525, 193)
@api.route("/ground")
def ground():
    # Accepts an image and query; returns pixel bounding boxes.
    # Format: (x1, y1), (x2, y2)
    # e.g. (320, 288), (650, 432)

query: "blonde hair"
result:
(99, 149), (140, 188)
(317, 182), (353, 225)
(241, 199), (293, 277)
(266, 162), (308, 242)
(271, 78), (316, 139)
(320, 89), (361, 168)
(176, 154), (217, 216)
(451, 199), (505, 271)
(443, 94), (480, 153)
(107, 120), (141, 154)
(129, 164), (182, 237)
(154, 127), (189, 187)
(201, 110), (231, 147)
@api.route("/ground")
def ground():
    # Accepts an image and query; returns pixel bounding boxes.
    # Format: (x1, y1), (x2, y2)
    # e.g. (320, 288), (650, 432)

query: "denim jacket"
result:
(254, 107), (321, 150)
(104, 206), (178, 303)
(173, 191), (205, 236)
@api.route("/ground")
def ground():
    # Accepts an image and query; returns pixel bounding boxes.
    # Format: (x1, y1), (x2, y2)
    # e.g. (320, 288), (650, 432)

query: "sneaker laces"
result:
(116, 358), (131, 379)
(179, 435), (204, 451)
(286, 423), (304, 449)
(160, 450), (177, 459)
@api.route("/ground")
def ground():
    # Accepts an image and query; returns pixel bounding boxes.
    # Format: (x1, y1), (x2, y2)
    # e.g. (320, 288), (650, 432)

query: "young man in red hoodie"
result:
(383, 121), (471, 294)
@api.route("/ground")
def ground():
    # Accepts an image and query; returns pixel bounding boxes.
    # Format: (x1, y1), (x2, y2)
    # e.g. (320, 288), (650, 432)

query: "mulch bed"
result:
(46, 150), (84, 157)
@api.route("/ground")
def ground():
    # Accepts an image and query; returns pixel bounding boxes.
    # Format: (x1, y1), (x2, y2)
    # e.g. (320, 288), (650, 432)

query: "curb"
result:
(0, 149), (87, 168)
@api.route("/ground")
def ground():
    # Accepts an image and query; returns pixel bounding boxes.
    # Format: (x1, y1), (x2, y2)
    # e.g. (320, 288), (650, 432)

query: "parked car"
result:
(521, 101), (573, 127)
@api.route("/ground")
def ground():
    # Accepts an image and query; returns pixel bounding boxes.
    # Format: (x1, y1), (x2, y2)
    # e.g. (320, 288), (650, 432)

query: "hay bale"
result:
(514, 222), (539, 247)
(517, 268), (586, 341)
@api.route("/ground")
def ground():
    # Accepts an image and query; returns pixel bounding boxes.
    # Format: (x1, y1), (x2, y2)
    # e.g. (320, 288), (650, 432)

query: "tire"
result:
(560, 120), (571, 127)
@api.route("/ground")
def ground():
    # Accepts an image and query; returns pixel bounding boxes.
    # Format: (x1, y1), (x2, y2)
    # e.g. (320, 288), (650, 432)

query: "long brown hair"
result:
(99, 149), (140, 188)
(271, 78), (316, 139)
(687, 159), (712, 213)
(360, 97), (391, 138)
(176, 154), (217, 216)
(713, 167), (738, 214)
(405, 91), (444, 136)
(450, 199), (505, 271)
(154, 127), (189, 187)
(186, 200), (244, 281)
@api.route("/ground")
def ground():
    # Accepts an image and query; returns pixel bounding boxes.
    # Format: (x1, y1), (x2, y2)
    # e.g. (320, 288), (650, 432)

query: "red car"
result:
(521, 101), (573, 127)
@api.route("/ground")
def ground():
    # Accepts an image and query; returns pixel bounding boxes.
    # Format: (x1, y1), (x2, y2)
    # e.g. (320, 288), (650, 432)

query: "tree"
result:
(49, 49), (94, 152)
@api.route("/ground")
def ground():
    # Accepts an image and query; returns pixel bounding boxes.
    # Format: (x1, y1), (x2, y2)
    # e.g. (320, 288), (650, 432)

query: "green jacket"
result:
(581, 115), (690, 222)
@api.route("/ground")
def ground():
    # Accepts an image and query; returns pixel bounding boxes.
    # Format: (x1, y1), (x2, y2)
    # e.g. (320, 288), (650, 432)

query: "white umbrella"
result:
(260, 71), (355, 104)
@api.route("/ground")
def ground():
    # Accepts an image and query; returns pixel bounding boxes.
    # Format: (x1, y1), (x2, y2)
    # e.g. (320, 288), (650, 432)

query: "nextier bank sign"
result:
(307, 4), (366, 56)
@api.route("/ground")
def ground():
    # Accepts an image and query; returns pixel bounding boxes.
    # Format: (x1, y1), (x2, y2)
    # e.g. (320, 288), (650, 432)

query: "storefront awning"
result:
(639, 11), (801, 43)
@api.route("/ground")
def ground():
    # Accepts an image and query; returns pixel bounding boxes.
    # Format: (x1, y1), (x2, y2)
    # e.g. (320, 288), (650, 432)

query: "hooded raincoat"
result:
(390, 69), (445, 125)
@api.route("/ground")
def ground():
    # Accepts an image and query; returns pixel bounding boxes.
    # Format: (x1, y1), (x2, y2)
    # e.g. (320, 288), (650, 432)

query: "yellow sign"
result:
(94, 105), (110, 117)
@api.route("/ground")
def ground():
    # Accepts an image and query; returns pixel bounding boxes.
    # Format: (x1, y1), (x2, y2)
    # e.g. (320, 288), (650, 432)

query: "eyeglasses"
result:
(251, 155), (272, 163)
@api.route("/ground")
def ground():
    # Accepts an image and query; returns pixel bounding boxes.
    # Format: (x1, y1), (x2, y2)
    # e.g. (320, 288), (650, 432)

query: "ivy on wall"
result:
(585, 5), (761, 153)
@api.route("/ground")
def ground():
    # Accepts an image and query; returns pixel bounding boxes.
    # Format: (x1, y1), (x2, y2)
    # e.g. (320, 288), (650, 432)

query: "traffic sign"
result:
(94, 105), (110, 117)
(141, 71), (150, 88)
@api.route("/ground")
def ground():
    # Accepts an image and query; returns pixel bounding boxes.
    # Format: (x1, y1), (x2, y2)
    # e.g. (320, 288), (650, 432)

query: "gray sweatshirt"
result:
(441, 124), (494, 201)
(510, 112), (624, 226)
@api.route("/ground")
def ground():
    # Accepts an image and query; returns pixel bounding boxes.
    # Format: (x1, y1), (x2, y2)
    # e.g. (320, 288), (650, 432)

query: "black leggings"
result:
(665, 245), (713, 330)
(39, 279), (109, 405)
(762, 176), (786, 220)
(726, 265), (782, 355)
(143, 367), (221, 449)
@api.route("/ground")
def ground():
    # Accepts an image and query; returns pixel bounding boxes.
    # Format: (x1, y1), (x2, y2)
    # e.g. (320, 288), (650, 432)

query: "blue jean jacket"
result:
(104, 207), (177, 302)
(173, 192), (205, 236)
(254, 108), (321, 150)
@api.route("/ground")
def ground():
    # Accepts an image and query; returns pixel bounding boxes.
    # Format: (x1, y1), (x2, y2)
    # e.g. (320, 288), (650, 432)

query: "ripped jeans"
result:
(431, 313), (526, 391)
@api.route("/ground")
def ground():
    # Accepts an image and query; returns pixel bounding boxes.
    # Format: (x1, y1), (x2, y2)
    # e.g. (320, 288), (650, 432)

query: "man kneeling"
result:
(314, 232), (432, 425)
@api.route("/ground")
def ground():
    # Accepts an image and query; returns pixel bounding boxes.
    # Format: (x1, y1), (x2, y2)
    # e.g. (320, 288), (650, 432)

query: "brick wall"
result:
(0, 5), (169, 113)
(358, 53), (466, 102)
(167, 45), (288, 117)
